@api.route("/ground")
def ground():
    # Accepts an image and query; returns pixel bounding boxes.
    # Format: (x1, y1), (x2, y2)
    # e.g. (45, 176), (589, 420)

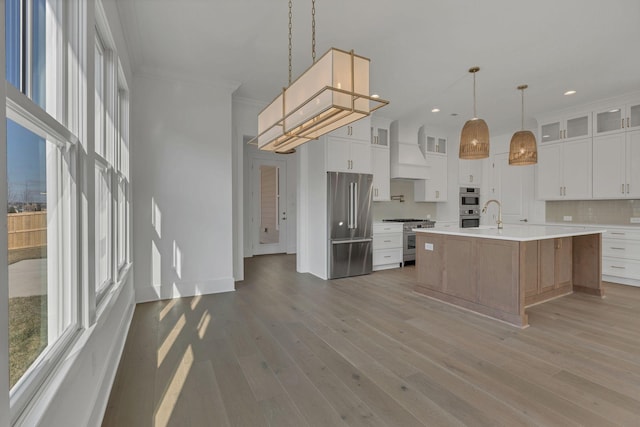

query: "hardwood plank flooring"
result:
(102, 254), (640, 426)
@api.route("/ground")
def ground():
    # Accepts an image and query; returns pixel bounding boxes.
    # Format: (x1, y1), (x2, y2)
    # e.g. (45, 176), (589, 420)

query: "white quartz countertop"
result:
(414, 224), (607, 242)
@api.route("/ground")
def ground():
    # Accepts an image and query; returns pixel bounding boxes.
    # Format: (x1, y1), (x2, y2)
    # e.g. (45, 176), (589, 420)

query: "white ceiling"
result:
(116, 0), (640, 135)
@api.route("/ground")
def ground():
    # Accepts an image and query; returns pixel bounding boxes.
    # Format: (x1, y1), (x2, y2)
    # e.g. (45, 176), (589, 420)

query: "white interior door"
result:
(252, 158), (287, 255)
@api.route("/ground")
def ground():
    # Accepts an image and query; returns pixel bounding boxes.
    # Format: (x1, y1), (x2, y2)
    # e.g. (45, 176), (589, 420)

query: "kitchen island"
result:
(414, 225), (606, 328)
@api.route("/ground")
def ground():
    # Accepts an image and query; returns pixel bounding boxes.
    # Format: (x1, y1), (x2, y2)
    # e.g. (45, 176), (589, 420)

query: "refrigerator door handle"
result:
(331, 238), (373, 245)
(349, 182), (356, 229)
(353, 182), (358, 230)
(347, 182), (353, 229)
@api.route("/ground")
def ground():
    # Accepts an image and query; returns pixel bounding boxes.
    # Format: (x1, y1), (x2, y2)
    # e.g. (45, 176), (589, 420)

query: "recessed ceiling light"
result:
(431, 108), (440, 113)
(371, 94), (380, 99)
(609, 109), (620, 113)
(564, 90), (576, 96)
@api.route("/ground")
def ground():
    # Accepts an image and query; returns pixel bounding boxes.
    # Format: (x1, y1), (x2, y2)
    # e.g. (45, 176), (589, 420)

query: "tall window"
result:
(116, 84), (130, 273)
(94, 30), (114, 302)
(95, 35), (105, 158)
(5, 0), (59, 117)
(5, 0), (79, 420)
(95, 161), (112, 296)
(4, 0), (132, 420)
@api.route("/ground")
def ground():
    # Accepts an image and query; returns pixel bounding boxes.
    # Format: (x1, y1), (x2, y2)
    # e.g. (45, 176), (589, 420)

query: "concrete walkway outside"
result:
(8, 259), (47, 298)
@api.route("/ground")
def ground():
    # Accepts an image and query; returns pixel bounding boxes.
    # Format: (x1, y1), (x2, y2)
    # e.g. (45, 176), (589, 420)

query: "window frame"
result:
(6, 86), (81, 424)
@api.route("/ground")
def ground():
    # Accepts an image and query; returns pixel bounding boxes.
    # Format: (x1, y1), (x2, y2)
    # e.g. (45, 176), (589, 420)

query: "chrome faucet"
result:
(482, 199), (503, 229)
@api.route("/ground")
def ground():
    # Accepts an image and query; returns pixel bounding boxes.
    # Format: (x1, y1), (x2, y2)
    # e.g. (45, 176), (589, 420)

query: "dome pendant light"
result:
(508, 85), (538, 165)
(459, 67), (490, 159)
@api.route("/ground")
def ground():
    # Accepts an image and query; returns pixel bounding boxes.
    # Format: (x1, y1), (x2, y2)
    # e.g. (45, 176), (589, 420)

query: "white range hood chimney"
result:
(389, 120), (429, 180)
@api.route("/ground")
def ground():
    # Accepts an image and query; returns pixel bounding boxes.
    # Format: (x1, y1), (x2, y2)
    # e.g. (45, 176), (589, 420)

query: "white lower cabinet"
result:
(602, 228), (640, 286)
(373, 223), (403, 271)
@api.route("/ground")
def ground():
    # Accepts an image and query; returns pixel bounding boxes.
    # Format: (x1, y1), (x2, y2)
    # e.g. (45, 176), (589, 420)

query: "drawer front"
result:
(373, 223), (403, 234)
(602, 238), (640, 260)
(373, 233), (403, 250)
(602, 257), (640, 280)
(373, 248), (402, 265)
(603, 229), (640, 241)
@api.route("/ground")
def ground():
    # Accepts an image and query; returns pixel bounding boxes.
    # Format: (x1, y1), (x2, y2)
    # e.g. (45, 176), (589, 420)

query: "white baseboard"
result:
(603, 275), (640, 287)
(135, 277), (235, 303)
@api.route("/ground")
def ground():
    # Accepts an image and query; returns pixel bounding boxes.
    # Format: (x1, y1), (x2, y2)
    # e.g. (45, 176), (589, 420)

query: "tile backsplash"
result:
(546, 200), (640, 226)
(372, 179), (437, 221)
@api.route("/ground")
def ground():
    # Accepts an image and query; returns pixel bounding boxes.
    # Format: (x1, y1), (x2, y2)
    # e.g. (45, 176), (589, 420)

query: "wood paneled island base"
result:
(415, 226), (605, 328)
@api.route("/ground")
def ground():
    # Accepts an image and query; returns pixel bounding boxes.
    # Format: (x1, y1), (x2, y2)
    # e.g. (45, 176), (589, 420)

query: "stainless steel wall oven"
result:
(460, 187), (481, 228)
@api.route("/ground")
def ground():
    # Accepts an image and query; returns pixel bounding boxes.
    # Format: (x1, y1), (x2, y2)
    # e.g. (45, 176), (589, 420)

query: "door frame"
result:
(252, 158), (288, 255)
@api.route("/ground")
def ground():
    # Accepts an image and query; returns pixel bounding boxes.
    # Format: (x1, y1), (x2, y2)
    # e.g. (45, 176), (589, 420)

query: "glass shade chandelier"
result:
(508, 84), (538, 165)
(459, 67), (490, 159)
(257, 0), (388, 153)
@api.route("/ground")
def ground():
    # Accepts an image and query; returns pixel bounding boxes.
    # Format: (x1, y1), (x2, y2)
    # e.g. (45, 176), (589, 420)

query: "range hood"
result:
(389, 120), (429, 180)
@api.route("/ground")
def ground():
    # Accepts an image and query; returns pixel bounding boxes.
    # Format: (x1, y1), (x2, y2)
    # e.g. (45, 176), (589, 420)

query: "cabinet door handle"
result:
(384, 240), (392, 243)
(627, 117), (630, 128)
(384, 255), (392, 258)
(627, 183), (630, 194)
(611, 266), (626, 269)
(610, 232), (626, 235)
(622, 183), (625, 194)
(610, 247), (625, 250)
(436, 190), (440, 199)
(470, 174), (473, 183)
(622, 118), (625, 129)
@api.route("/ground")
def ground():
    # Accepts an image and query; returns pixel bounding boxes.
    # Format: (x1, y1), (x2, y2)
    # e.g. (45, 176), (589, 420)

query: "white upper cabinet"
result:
(593, 99), (640, 137)
(536, 138), (592, 200)
(326, 137), (372, 174)
(539, 111), (591, 144)
(418, 125), (447, 155)
(329, 116), (371, 141)
(459, 159), (482, 186)
(371, 146), (390, 201)
(593, 130), (640, 198)
(371, 116), (390, 147)
(414, 155), (448, 202)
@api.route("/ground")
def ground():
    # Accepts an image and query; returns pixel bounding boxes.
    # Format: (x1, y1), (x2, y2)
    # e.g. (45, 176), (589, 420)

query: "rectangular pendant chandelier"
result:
(257, 48), (388, 153)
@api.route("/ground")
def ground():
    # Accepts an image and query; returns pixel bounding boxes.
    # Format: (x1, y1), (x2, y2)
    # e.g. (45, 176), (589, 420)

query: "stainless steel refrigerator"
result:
(327, 172), (373, 279)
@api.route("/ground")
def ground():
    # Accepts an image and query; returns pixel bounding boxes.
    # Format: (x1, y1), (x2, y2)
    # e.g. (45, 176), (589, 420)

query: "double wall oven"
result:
(383, 219), (435, 265)
(460, 187), (481, 228)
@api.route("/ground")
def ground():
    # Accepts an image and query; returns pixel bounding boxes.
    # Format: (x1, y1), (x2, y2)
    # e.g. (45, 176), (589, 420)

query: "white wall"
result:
(297, 140), (328, 279)
(132, 71), (237, 302)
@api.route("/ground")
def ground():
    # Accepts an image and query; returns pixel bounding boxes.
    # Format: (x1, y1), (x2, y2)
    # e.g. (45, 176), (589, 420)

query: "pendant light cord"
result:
(472, 70), (477, 119)
(311, 0), (316, 63)
(521, 88), (525, 130)
(288, 0), (293, 84)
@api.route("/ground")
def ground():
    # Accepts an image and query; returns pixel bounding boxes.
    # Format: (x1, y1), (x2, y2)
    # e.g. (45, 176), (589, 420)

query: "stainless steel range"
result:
(383, 219), (436, 265)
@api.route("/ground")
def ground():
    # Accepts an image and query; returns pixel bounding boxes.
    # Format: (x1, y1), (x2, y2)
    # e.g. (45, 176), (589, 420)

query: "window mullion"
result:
(24, 0), (33, 98)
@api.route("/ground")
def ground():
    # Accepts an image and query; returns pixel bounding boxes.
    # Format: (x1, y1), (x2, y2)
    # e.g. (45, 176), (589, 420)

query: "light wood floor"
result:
(102, 254), (640, 427)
